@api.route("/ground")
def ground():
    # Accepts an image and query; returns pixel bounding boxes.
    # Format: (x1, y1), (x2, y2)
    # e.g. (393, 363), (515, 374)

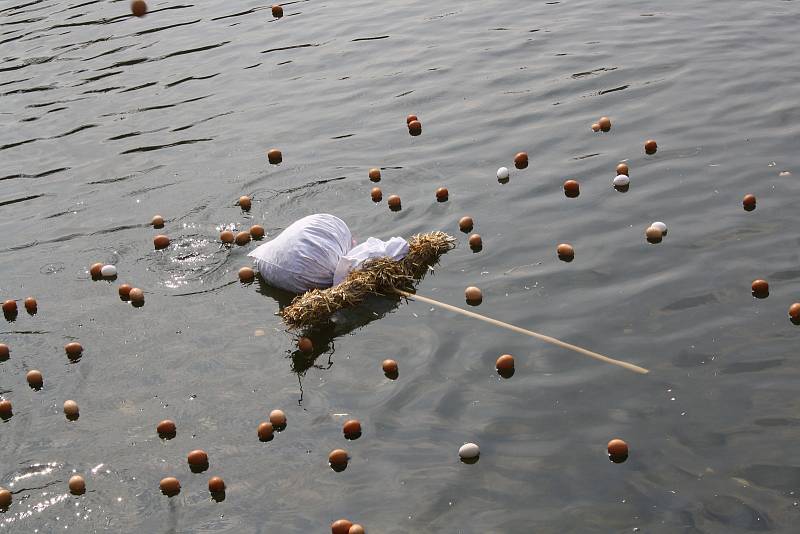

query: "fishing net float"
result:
(251, 214), (649, 375)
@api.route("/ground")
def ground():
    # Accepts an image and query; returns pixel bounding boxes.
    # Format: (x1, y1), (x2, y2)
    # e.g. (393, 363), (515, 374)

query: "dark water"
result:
(2, 0), (800, 531)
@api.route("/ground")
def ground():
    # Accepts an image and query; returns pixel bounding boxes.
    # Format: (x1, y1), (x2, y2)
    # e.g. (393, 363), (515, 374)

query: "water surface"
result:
(2, 0), (800, 532)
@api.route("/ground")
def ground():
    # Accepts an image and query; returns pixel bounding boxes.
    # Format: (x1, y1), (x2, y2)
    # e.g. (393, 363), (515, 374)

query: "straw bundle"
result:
(281, 231), (455, 329)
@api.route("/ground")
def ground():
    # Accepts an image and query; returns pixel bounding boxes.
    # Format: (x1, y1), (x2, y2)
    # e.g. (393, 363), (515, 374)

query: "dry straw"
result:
(281, 231), (649, 374)
(281, 232), (456, 328)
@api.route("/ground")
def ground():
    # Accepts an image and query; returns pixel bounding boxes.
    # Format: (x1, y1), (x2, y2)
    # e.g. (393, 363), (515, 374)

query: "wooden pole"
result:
(394, 289), (649, 375)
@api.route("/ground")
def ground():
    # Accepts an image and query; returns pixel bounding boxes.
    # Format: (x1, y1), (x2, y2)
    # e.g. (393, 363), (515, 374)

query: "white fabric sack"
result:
(333, 236), (409, 286)
(248, 213), (408, 294)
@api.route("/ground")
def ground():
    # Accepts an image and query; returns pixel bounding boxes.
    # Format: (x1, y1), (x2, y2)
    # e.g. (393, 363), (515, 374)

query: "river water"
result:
(2, 0), (800, 532)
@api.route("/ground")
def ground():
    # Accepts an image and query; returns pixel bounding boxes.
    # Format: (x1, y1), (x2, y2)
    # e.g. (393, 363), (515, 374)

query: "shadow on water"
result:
(256, 276), (401, 379)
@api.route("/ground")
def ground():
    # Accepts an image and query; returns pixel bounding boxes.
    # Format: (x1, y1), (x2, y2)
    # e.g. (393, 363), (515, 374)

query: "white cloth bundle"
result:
(248, 214), (409, 294)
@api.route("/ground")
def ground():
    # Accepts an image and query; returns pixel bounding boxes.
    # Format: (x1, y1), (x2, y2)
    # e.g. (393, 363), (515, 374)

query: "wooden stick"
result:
(394, 289), (649, 375)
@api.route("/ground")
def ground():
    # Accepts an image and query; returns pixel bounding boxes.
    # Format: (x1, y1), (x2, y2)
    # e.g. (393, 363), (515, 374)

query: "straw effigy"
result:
(281, 231), (456, 329)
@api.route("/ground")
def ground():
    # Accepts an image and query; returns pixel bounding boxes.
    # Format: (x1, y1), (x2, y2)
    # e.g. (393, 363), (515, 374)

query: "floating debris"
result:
(607, 438), (628, 463)
(131, 0), (148, 18)
(458, 442), (480, 460)
(468, 234), (482, 252)
(154, 235), (170, 250)
(465, 286), (482, 306)
(751, 279), (769, 298)
(68, 475), (86, 495)
(564, 179), (580, 197)
(557, 243), (574, 262)
(26, 369), (43, 389)
(160, 477), (180, 496)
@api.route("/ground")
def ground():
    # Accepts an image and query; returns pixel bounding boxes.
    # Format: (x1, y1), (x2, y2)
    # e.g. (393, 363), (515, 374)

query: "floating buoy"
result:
(406, 114), (418, 124)
(645, 226), (663, 244)
(613, 175), (630, 188)
(496, 354), (514, 375)
(458, 216), (474, 233)
(271, 4), (283, 18)
(269, 409), (287, 429)
(63, 399), (79, 418)
(465, 286), (482, 306)
(152, 215), (164, 228)
(371, 187), (382, 202)
(267, 149), (282, 164)
(650, 221), (667, 235)
(598, 116), (612, 132)
(208, 476), (225, 493)
(101, 264), (117, 278)
(343, 419), (362, 440)
(436, 187), (449, 202)
(563, 179), (580, 197)
(130, 0), (147, 17)
(496, 167), (510, 181)
(468, 234), (482, 252)
(644, 139), (658, 155)
(24, 297), (37, 314)
(118, 284), (132, 300)
(160, 477), (180, 496)
(250, 225), (265, 239)
(0, 400), (12, 418)
(458, 442), (479, 460)
(514, 152), (528, 169)
(368, 168), (381, 182)
(557, 243), (575, 262)
(328, 449), (348, 469)
(89, 263), (103, 280)
(235, 231), (251, 246)
(26, 369), (43, 389)
(408, 120), (422, 136)
(239, 196), (252, 211)
(0, 488), (11, 509)
(789, 303), (800, 320)
(157, 419), (176, 438)
(0, 343), (9, 360)
(348, 525), (365, 534)
(387, 195), (401, 211)
(154, 235), (170, 250)
(591, 123), (600, 132)
(258, 421), (274, 441)
(607, 438), (628, 462)
(298, 337), (313, 354)
(65, 342), (83, 358)
(188, 449), (209, 467)
(220, 230), (235, 244)
(331, 519), (353, 534)
(743, 194), (756, 211)
(68, 475), (86, 495)
(128, 288), (144, 306)
(616, 163), (629, 176)
(238, 266), (255, 283)
(751, 279), (769, 298)
(382, 359), (398, 378)
(2, 300), (18, 315)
